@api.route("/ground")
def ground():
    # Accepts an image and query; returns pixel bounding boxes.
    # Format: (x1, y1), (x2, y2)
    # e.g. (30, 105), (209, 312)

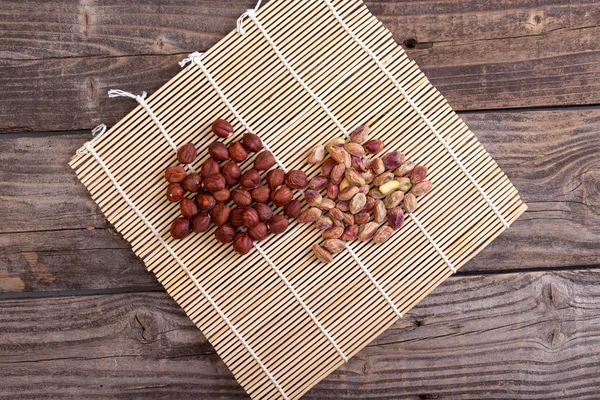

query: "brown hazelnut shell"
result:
(165, 166), (186, 183)
(177, 143), (197, 164)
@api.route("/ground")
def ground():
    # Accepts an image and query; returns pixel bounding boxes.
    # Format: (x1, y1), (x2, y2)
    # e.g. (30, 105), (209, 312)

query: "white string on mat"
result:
(107, 89), (196, 172)
(76, 124), (107, 156)
(237, 0), (262, 35)
(345, 244), (404, 319)
(78, 130), (287, 400)
(321, 0), (509, 230)
(409, 213), (456, 274)
(246, 11), (349, 137)
(254, 242), (348, 362)
(179, 52), (287, 172)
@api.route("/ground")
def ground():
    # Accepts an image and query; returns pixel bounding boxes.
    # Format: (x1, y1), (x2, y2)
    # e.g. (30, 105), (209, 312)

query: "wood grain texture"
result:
(1, 108), (598, 293)
(1, 269), (599, 399)
(1, 0), (599, 132)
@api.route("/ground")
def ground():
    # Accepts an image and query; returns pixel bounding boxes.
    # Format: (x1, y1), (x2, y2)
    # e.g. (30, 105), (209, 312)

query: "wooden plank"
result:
(1, 0), (600, 132)
(0, 132), (157, 292)
(1, 269), (599, 398)
(0, 229), (155, 293)
(1, 107), (598, 293)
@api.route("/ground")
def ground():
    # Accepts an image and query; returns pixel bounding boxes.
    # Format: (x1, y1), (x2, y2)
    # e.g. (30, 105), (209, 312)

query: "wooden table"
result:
(2, 1), (599, 398)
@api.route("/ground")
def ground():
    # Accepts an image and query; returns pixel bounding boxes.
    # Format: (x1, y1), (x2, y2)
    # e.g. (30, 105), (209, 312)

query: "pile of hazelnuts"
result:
(165, 119), (307, 255)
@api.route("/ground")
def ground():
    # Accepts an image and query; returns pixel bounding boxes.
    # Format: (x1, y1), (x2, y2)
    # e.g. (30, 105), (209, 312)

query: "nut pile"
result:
(166, 119), (307, 255)
(301, 125), (433, 263)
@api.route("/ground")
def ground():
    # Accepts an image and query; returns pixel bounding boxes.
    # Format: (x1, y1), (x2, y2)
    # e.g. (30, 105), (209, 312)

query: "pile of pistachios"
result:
(300, 125), (433, 263)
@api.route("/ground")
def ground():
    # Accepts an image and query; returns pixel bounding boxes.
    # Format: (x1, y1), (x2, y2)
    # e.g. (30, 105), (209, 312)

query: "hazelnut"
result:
(200, 158), (220, 178)
(266, 169), (285, 189)
(321, 158), (337, 177)
(179, 197), (198, 218)
(285, 170), (308, 189)
(170, 217), (191, 239)
(211, 203), (230, 226)
(242, 208), (260, 228)
(203, 173), (226, 192)
(254, 203), (274, 222)
(247, 222), (268, 241)
(326, 183), (339, 200)
(177, 143), (197, 164)
(364, 139), (384, 154)
(271, 185), (293, 207)
(410, 165), (428, 184)
(382, 151), (405, 170)
(181, 173), (202, 192)
(240, 169), (261, 189)
(254, 150), (276, 171)
(229, 208), (245, 227)
(191, 212), (211, 233)
(251, 185), (271, 203)
(194, 191), (216, 211)
(233, 232), (253, 255)
(166, 183), (184, 202)
(228, 142), (248, 163)
(310, 175), (328, 190)
(283, 199), (302, 218)
(268, 215), (289, 234)
(232, 188), (253, 208)
(208, 142), (229, 162)
(242, 133), (263, 153)
(212, 119), (234, 138)
(215, 224), (236, 243)
(221, 161), (241, 186)
(213, 188), (231, 203)
(165, 166), (186, 183)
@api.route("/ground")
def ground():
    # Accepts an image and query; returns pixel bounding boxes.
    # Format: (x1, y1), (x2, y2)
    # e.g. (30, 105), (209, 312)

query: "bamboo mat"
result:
(70, 0), (526, 398)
